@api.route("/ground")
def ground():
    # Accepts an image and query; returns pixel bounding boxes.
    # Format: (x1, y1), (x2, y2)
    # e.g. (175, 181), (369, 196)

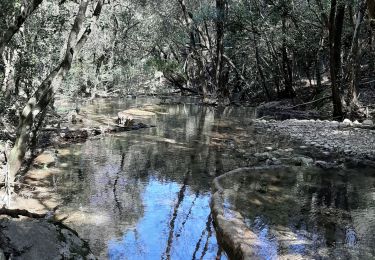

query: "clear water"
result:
(38, 97), (374, 260)
(49, 97), (258, 259)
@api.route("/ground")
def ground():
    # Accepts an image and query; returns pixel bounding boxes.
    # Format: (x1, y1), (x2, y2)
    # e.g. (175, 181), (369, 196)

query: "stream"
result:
(29, 97), (374, 259)
(48, 97), (258, 259)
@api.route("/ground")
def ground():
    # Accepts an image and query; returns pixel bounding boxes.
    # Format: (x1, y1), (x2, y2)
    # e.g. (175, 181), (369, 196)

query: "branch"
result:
(0, 206), (46, 218)
(0, 0), (44, 56)
(288, 96), (332, 109)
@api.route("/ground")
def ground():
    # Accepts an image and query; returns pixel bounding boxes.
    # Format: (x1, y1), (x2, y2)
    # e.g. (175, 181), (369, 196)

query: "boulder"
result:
(0, 218), (95, 259)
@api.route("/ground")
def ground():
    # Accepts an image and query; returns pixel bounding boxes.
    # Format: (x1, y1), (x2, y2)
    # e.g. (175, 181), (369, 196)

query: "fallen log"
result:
(0, 206), (46, 219)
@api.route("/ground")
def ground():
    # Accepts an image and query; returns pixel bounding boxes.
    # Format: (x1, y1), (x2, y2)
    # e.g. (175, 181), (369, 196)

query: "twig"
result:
(288, 96), (332, 109)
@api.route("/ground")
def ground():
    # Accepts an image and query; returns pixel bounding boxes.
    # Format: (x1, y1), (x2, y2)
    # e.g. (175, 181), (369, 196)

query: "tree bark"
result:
(346, 0), (366, 118)
(368, 0), (375, 21)
(368, 0), (375, 76)
(328, 0), (346, 120)
(281, 14), (295, 98)
(8, 0), (104, 184)
(1, 47), (19, 99)
(215, 0), (228, 102)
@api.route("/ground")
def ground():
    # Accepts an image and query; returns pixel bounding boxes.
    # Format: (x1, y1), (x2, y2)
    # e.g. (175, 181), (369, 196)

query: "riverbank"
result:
(211, 115), (375, 259)
(252, 118), (375, 167)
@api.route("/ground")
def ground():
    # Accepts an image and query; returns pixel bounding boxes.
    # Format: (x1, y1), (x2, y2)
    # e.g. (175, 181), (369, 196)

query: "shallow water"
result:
(220, 167), (375, 259)
(35, 97), (375, 260)
(48, 97), (259, 259)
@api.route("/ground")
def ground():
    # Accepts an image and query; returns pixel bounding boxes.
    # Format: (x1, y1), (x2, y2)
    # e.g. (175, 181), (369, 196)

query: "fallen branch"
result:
(0, 206), (46, 219)
(288, 95), (332, 109)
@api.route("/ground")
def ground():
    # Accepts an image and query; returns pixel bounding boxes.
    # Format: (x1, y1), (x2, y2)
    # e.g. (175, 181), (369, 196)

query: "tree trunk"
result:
(368, 0), (375, 21)
(347, 0), (366, 118)
(215, 0), (228, 103)
(281, 15), (295, 98)
(329, 0), (345, 120)
(368, 0), (375, 76)
(254, 37), (270, 101)
(315, 31), (325, 92)
(8, 0), (104, 184)
(178, 0), (215, 103)
(1, 47), (19, 99)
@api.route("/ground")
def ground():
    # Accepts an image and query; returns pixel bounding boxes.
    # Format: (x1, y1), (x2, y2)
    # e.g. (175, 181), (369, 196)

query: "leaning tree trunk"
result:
(0, 0), (43, 56)
(328, 0), (346, 120)
(8, 0), (104, 184)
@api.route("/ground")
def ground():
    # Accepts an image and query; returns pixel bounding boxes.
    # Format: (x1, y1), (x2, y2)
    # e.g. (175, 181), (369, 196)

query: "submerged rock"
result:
(33, 152), (56, 168)
(0, 218), (95, 260)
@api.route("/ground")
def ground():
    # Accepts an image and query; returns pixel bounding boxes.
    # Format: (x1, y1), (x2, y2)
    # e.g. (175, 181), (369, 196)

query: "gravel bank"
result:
(253, 119), (375, 164)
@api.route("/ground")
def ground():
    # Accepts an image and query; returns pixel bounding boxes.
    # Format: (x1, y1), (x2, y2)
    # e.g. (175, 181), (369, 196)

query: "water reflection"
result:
(108, 179), (217, 260)
(221, 167), (375, 259)
(47, 97), (257, 259)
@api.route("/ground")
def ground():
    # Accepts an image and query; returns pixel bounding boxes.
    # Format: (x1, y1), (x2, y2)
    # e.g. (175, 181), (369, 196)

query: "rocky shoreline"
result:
(252, 118), (375, 167)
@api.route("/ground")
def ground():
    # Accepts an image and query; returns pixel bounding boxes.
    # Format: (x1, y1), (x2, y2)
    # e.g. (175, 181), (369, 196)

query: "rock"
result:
(0, 218), (95, 259)
(315, 160), (329, 169)
(265, 146), (273, 151)
(271, 158), (282, 165)
(362, 119), (374, 126)
(342, 119), (353, 126)
(293, 156), (314, 166)
(315, 160), (341, 169)
(254, 152), (271, 161)
(248, 140), (256, 146)
(33, 152), (55, 168)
